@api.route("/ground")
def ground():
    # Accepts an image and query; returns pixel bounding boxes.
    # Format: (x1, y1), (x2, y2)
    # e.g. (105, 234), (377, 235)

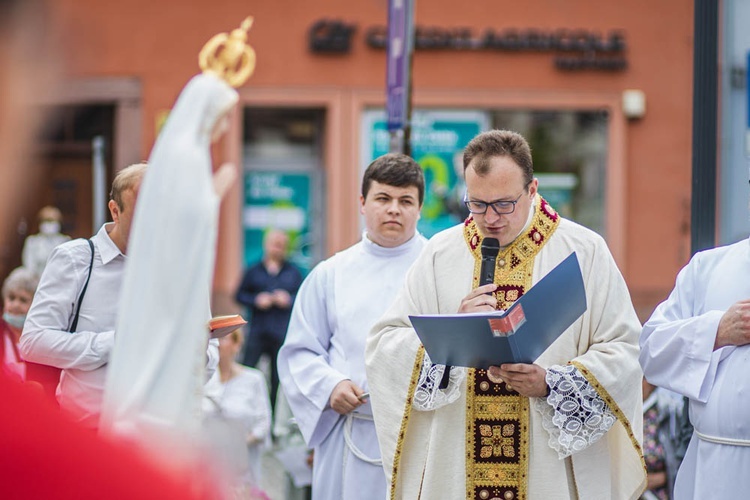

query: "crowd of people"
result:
(2, 2), (750, 500)
(5, 127), (742, 500)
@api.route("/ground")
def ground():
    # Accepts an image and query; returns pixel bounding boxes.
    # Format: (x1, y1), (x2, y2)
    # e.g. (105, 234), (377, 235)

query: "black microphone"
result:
(479, 237), (500, 289)
(439, 237), (500, 389)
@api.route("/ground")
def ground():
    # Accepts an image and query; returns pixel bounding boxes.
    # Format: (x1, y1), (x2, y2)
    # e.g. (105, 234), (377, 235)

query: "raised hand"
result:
(212, 162), (237, 200)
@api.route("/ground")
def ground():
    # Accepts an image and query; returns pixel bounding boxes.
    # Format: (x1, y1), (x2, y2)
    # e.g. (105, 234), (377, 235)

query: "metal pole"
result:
(386, 0), (415, 156)
(92, 136), (107, 231)
(690, 0), (718, 255)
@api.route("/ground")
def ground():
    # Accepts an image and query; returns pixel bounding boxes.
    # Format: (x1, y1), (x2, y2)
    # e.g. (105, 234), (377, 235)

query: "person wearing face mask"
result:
(367, 130), (645, 499)
(22, 206), (71, 278)
(0, 267), (38, 381)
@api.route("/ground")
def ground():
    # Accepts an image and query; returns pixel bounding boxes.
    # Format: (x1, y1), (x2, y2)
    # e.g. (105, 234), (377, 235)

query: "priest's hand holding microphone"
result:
(458, 238), (549, 398)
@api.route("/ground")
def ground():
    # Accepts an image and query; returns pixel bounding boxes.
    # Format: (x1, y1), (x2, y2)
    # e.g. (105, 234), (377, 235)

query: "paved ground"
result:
(260, 448), (311, 500)
(260, 450), (286, 499)
(253, 356), (312, 500)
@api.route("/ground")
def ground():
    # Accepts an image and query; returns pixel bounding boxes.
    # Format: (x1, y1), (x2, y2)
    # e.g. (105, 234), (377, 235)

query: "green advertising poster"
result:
(243, 171), (312, 272)
(362, 110), (489, 238)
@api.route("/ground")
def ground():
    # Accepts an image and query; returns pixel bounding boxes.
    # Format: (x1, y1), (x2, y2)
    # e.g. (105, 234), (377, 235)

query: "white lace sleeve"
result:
(532, 364), (616, 459)
(412, 351), (466, 411)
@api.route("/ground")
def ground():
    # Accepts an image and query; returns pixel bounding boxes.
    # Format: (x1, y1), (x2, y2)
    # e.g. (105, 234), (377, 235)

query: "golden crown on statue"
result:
(199, 16), (256, 88)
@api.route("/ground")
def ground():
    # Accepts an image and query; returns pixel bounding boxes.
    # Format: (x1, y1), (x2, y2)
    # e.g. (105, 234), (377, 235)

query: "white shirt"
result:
(20, 224), (120, 428)
(20, 224), (219, 429)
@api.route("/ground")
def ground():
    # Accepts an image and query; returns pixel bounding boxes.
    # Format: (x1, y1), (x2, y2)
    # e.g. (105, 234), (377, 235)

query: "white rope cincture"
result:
(695, 430), (750, 447)
(343, 412), (382, 466)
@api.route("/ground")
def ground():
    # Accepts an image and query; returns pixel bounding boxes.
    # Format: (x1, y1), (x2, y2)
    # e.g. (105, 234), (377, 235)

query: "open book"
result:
(208, 314), (247, 339)
(409, 252), (586, 369)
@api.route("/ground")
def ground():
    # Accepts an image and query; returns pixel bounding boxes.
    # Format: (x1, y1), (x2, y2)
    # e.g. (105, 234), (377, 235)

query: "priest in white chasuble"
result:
(100, 19), (256, 441)
(278, 154), (427, 500)
(640, 235), (750, 499)
(366, 130), (646, 500)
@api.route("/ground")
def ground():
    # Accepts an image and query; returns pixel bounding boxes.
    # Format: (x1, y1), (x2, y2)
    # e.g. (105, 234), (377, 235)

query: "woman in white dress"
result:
(204, 328), (272, 489)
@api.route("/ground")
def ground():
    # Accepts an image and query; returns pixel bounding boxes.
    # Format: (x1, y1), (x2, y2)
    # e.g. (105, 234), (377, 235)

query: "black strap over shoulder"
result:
(70, 239), (95, 333)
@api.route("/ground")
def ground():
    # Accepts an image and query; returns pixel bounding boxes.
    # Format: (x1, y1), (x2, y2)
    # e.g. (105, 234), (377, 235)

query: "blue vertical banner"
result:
(386, 0), (414, 131)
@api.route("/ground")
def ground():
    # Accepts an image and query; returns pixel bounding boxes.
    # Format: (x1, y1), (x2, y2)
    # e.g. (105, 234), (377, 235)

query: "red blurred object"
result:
(0, 373), (219, 500)
(23, 361), (61, 404)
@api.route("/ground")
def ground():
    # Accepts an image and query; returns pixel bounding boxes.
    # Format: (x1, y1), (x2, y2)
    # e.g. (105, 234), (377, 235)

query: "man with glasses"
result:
(366, 130), (645, 499)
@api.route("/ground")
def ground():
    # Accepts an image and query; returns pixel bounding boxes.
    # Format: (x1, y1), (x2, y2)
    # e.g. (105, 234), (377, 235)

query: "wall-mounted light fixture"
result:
(622, 89), (646, 119)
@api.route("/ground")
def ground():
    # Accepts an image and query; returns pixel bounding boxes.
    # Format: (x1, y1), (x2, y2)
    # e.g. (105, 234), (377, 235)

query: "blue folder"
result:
(409, 252), (586, 369)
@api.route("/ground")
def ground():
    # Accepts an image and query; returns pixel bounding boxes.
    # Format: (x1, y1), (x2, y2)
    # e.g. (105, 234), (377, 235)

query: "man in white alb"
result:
(640, 232), (750, 498)
(278, 153), (427, 500)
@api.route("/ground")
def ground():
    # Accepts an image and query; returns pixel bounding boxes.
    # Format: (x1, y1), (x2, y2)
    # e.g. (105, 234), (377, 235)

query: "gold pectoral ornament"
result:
(199, 16), (256, 88)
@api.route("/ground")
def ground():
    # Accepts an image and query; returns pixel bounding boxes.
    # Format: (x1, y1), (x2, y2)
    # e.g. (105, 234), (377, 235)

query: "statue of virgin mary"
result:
(100, 19), (254, 441)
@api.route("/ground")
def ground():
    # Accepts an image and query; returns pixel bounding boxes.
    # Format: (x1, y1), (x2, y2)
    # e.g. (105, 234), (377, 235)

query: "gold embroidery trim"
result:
(463, 196), (560, 500)
(390, 345), (426, 500)
(466, 377), (531, 500)
(569, 360), (648, 482)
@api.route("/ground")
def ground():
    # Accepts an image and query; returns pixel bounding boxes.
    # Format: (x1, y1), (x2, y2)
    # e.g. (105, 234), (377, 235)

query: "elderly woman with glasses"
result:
(1, 267), (38, 381)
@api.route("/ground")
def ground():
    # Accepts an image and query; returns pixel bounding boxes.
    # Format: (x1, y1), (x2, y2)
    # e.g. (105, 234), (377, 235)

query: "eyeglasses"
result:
(463, 190), (527, 215)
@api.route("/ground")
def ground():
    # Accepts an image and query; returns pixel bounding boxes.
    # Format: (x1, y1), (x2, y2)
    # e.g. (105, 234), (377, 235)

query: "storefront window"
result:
(492, 110), (608, 237)
(361, 109), (489, 238)
(242, 107), (325, 273)
(362, 108), (608, 238)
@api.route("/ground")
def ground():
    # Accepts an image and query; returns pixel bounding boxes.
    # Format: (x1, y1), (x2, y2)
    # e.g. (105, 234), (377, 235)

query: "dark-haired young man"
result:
(278, 153), (426, 500)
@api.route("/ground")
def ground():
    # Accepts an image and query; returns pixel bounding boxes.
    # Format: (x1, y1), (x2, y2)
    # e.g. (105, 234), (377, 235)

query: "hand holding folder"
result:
(409, 252), (586, 369)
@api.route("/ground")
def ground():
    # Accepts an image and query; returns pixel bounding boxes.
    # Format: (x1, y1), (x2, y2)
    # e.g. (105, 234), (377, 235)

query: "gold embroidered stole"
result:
(462, 196), (560, 500)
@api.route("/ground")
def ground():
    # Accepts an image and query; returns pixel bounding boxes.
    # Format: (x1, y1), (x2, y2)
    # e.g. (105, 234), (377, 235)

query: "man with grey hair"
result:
(20, 163), (219, 429)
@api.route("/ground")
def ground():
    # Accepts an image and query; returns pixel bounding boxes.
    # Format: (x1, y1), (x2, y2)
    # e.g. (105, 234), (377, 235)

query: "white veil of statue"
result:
(100, 72), (238, 440)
